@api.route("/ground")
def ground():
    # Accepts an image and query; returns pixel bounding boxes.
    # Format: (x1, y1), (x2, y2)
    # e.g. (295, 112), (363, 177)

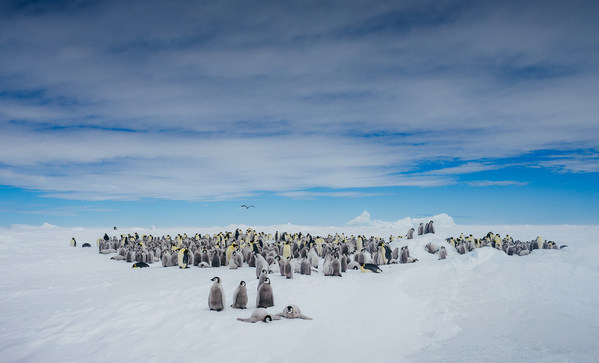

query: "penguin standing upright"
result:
(70, 238), (76, 247)
(231, 281), (248, 309)
(208, 277), (226, 311)
(178, 248), (190, 269)
(256, 277), (274, 308)
(282, 241), (292, 260)
(284, 257), (294, 279)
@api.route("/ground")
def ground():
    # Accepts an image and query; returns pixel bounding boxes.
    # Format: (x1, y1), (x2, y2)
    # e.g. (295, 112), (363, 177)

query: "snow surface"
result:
(1, 214), (599, 362)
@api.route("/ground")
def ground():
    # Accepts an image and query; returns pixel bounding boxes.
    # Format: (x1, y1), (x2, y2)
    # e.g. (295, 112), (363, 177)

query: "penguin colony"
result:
(435, 232), (566, 258)
(81, 222), (564, 321)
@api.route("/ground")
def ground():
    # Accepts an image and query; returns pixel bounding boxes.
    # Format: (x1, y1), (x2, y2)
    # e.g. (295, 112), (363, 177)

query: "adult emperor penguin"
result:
(256, 277), (274, 308)
(237, 308), (281, 323)
(276, 305), (313, 320)
(132, 261), (150, 268)
(226, 243), (237, 265)
(70, 237), (77, 247)
(178, 248), (190, 269)
(282, 241), (292, 260)
(360, 263), (382, 273)
(208, 276), (226, 311)
(231, 281), (248, 309)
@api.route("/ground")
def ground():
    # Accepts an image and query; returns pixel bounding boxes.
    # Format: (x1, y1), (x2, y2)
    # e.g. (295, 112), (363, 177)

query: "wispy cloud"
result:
(466, 180), (529, 187)
(0, 0), (597, 201)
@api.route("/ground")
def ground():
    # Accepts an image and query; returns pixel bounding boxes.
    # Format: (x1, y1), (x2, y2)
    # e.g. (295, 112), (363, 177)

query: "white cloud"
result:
(466, 180), (529, 187)
(0, 0), (597, 200)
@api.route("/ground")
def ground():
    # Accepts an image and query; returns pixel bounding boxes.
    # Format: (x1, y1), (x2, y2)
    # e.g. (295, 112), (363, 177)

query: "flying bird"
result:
(240, 205), (255, 209)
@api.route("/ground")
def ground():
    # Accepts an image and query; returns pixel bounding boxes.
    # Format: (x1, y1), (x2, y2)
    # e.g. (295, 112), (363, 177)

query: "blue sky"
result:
(1, 0), (598, 227)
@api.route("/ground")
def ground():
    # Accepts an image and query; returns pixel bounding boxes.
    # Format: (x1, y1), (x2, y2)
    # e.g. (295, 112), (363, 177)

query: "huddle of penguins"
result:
(77, 222), (564, 321)
(437, 232), (567, 258)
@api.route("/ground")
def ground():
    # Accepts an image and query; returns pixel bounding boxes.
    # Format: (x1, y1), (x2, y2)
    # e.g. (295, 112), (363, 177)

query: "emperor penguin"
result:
(256, 277), (274, 308)
(208, 276), (226, 311)
(237, 308), (281, 323)
(438, 246), (447, 260)
(276, 305), (313, 320)
(132, 261), (150, 268)
(229, 251), (242, 269)
(360, 263), (382, 273)
(231, 281), (248, 309)
(226, 243), (236, 265)
(406, 228), (414, 240)
(399, 246), (409, 264)
(330, 257), (342, 277)
(201, 249), (210, 264)
(284, 257), (294, 279)
(177, 248), (190, 269)
(356, 236), (364, 252)
(70, 237), (77, 247)
(257, 270), (269, 291)
(282, 241), (292, 260)
(211, 250), (221, 268)
(418, 223), (424, 235)
(308, 246), (319, 268)
(300, 257), (312, 275)
(535, 236), (543, 250)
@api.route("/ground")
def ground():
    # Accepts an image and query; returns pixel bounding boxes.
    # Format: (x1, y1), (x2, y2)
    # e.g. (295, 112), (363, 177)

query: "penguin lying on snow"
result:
(360, 263), (382, 273)
(276, 305), (312, 320)
(237, 308), (281, 323)
(81, 243), (91, 248)
(132, 262), (150, 268)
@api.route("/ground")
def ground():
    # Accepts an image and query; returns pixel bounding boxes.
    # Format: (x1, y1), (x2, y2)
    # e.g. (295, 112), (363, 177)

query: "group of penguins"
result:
(71, 222), (565, 321)
(208, 276), (313, 323)
(87, 228), (418, 274)
(437, 232), (566, 258)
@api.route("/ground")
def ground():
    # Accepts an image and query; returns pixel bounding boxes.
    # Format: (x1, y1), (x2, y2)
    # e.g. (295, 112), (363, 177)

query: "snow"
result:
(1, 216), (599, 362)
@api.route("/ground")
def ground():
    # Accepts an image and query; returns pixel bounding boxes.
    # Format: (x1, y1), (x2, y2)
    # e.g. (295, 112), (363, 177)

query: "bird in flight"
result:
(240, 205), (255, 209)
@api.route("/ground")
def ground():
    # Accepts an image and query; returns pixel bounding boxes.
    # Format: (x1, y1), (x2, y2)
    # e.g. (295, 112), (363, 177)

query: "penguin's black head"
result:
(263, 277), (270, 284)
(286, 306), (294, 313)
(240, 281), (246, 286)
(264, 315), (272, 322)
(211, 276), (220, 283)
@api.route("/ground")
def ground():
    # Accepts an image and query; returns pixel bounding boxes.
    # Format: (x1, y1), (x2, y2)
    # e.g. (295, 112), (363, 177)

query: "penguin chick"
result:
(284, 257), (294, 279)
(231, 281), (248, 309)
(438, 246), (447, 260)
(276, 305), (313, 320)
(256, 277), (274, 308)
(209, 276), (226, 311)
(237, 308), (281, 323)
